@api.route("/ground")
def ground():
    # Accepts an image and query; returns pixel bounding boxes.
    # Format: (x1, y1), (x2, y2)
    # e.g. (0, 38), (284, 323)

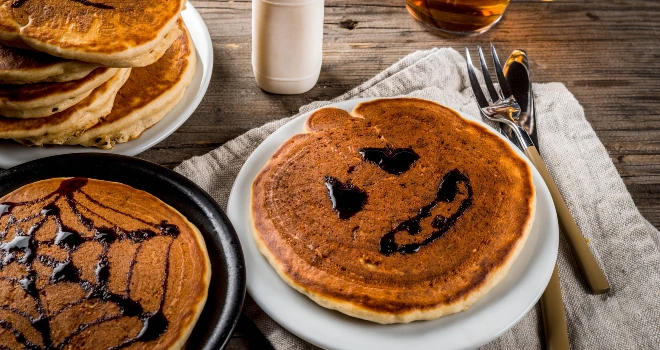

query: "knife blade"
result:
(503, 50), (538, 150)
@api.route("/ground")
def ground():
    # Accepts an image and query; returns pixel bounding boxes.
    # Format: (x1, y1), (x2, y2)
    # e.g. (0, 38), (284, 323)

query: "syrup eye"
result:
(359, 147), (419, 175)
(324, 176), (367, 220)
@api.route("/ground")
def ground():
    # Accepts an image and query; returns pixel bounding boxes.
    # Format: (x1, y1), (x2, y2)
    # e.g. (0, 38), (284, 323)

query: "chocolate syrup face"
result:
(12, 0), (115, 9)
(380, 169), (473, 256)
(0, 178), (180, 349)
(325, 144), (471, 254)
(325, 177), (367, 220)
(359, 147), (419, 175)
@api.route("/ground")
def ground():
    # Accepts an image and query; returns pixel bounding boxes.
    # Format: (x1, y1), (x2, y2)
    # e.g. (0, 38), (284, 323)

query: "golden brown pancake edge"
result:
(0, 43), (99, 84)
(0, 67), (118, 118)
(0, 68), (131, 145)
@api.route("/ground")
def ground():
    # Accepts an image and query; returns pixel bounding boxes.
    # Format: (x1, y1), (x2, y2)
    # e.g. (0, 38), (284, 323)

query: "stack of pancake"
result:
(0, 0), (195, 149)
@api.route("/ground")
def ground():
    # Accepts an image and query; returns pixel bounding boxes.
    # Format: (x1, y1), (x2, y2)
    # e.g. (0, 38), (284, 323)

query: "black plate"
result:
(0, 154), (246, 350)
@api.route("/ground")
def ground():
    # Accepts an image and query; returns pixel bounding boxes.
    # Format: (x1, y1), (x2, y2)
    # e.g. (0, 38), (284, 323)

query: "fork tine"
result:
(490, 43), (514, 99)
(464, 48), (489, 109)
(477, 46), (500, 102)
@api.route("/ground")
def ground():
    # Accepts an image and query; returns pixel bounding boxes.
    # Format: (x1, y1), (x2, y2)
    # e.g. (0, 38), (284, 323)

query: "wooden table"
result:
(137, 0), (660, 348)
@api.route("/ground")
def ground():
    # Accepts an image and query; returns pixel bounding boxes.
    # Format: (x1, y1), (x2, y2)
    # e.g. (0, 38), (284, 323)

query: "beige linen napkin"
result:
(174, 48), (660, 349)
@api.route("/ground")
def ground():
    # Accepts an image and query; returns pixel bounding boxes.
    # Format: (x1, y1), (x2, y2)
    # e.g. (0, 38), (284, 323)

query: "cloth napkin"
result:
(174, 48), (660, 349)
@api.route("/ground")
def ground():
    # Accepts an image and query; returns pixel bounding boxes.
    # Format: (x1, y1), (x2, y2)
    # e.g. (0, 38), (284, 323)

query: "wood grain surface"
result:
(133, 0), (659, 348)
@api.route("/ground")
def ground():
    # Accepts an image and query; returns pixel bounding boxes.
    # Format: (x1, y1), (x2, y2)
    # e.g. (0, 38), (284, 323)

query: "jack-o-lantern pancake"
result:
(0, 178), (211, 349)
(0, 0), (185, 67)
(251, 98), (536, 324)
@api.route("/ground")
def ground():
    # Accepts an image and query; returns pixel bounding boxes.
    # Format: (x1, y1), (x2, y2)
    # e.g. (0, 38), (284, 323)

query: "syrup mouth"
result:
(380, 169), (473, 256)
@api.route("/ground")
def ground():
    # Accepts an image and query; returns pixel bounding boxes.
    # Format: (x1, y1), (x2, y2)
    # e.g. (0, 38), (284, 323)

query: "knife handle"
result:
(524, 146), (610, 294)
(540, 265), (570, 350)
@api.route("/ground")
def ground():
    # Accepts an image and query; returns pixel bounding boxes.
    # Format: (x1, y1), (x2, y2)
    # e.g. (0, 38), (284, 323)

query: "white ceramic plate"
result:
(0, 3), (213, 169)
(227, 98), (559, 350)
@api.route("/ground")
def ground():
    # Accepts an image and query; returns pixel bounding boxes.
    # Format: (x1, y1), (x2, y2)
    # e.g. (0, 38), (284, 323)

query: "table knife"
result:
(504, 50), (570, 350)
(502, 50), (610, 295)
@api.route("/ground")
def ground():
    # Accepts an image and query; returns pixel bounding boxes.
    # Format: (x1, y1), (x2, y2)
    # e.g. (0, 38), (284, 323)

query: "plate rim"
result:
(0, 153), (246, 350)
(227, 97), (559, 350)
(0, 3), (213, 169)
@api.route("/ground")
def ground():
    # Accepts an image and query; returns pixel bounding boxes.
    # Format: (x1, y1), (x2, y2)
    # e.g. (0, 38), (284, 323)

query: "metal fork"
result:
(465, 45), (532, 150)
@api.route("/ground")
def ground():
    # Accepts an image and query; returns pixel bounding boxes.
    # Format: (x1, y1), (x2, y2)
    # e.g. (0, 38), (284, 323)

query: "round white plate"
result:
(227, 98), (559, 350)
(0, 3), (213, 169)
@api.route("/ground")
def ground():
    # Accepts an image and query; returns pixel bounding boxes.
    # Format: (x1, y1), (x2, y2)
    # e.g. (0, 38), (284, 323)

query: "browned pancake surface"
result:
(0, 43), (62, 70)
(0, 42), (99, 85)
(0, 178), (210, 349)
(252, 98), (535, 321)
(0, 0), (183, 55)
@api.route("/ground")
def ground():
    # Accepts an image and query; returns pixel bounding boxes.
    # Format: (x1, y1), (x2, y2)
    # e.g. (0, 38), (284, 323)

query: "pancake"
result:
(0, 68), (130, 145)
(0, 67), (118, 119)
(67, 21), (196, 149)
(121, 21), (183, 68)
(0, 43), (98, 84)
(0, 1), (186, 67)
(251, 98), (536, 324)
(0, 177), (211, 349)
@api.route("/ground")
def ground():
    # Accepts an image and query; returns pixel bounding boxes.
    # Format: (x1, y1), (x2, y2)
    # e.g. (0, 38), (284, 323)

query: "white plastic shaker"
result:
(252, 0), (324, 94)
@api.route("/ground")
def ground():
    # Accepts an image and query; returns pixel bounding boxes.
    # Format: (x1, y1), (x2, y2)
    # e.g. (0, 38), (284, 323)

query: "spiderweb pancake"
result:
(0, 178), (210, 349)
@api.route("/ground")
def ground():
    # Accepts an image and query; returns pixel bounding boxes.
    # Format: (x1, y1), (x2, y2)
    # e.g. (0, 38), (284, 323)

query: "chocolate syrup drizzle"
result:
(359, 147), (420, 175)
(380, 169), (473, 256)
(0, 178), (180, 349)
(12, 0), (114, 9)
(324, 177), (367, 220)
